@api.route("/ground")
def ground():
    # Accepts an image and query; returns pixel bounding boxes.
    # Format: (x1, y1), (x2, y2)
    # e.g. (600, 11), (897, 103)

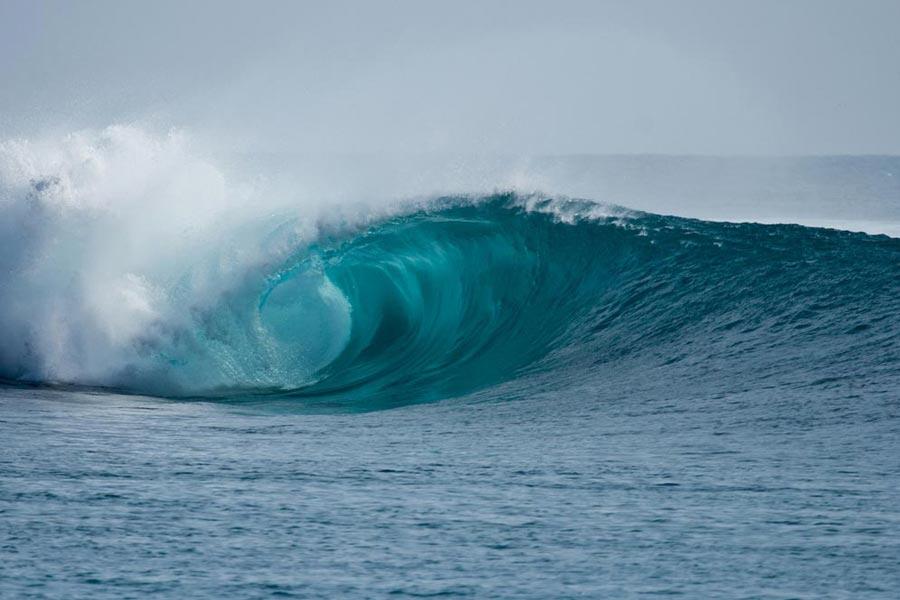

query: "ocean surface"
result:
(1, 139), (899, 598)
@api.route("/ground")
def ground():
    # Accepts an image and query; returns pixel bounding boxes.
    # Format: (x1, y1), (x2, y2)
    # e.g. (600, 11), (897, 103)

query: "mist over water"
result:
(2, 125), (897, 404)
(3, 1), (900, 155)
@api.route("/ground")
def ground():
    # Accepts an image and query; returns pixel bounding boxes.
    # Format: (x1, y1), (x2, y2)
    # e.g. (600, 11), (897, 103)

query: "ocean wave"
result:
(1, 127), (898, 410)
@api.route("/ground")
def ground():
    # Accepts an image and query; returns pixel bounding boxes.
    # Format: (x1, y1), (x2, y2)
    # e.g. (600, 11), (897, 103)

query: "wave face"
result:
(2, 130), (899, 410)
(291, 197), (900, 409)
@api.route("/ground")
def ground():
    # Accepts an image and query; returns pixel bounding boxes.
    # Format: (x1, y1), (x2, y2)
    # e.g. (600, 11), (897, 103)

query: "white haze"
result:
(1, 0), (899, 156)
(1, 0), (898, 229)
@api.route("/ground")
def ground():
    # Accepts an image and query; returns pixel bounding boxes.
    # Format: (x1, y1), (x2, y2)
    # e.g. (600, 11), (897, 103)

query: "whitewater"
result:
(2, 126), (899, 597)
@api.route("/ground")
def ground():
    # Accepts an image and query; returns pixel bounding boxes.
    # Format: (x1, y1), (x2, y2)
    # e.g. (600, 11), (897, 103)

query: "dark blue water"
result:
(3, 380), (898, 598)
(2, 194), (900, 597)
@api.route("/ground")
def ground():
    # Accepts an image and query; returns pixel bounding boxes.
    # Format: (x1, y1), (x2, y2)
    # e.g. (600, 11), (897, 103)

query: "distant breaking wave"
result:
(1, 127), (898, 410)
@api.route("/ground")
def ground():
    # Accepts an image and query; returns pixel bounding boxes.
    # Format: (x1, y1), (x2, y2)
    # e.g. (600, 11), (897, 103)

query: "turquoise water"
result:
(2, 191), (900, 597)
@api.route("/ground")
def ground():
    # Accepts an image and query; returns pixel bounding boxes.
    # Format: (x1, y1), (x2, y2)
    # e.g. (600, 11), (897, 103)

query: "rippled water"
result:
(3, 379), (898, 598)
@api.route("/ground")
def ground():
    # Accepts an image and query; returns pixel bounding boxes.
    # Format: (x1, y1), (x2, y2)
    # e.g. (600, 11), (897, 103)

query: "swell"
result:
(5, 192), (900, 410)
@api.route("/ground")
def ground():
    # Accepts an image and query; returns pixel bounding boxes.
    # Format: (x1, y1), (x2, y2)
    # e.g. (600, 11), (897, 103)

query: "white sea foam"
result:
(0, 126), (275, 385)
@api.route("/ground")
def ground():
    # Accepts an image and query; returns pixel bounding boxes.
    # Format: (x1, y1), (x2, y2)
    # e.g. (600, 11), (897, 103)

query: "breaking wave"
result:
(2, 127), (898, 410)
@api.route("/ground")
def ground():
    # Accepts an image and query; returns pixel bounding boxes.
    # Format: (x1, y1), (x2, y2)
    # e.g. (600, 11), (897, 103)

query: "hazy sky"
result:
(1, 0), (899, 155)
